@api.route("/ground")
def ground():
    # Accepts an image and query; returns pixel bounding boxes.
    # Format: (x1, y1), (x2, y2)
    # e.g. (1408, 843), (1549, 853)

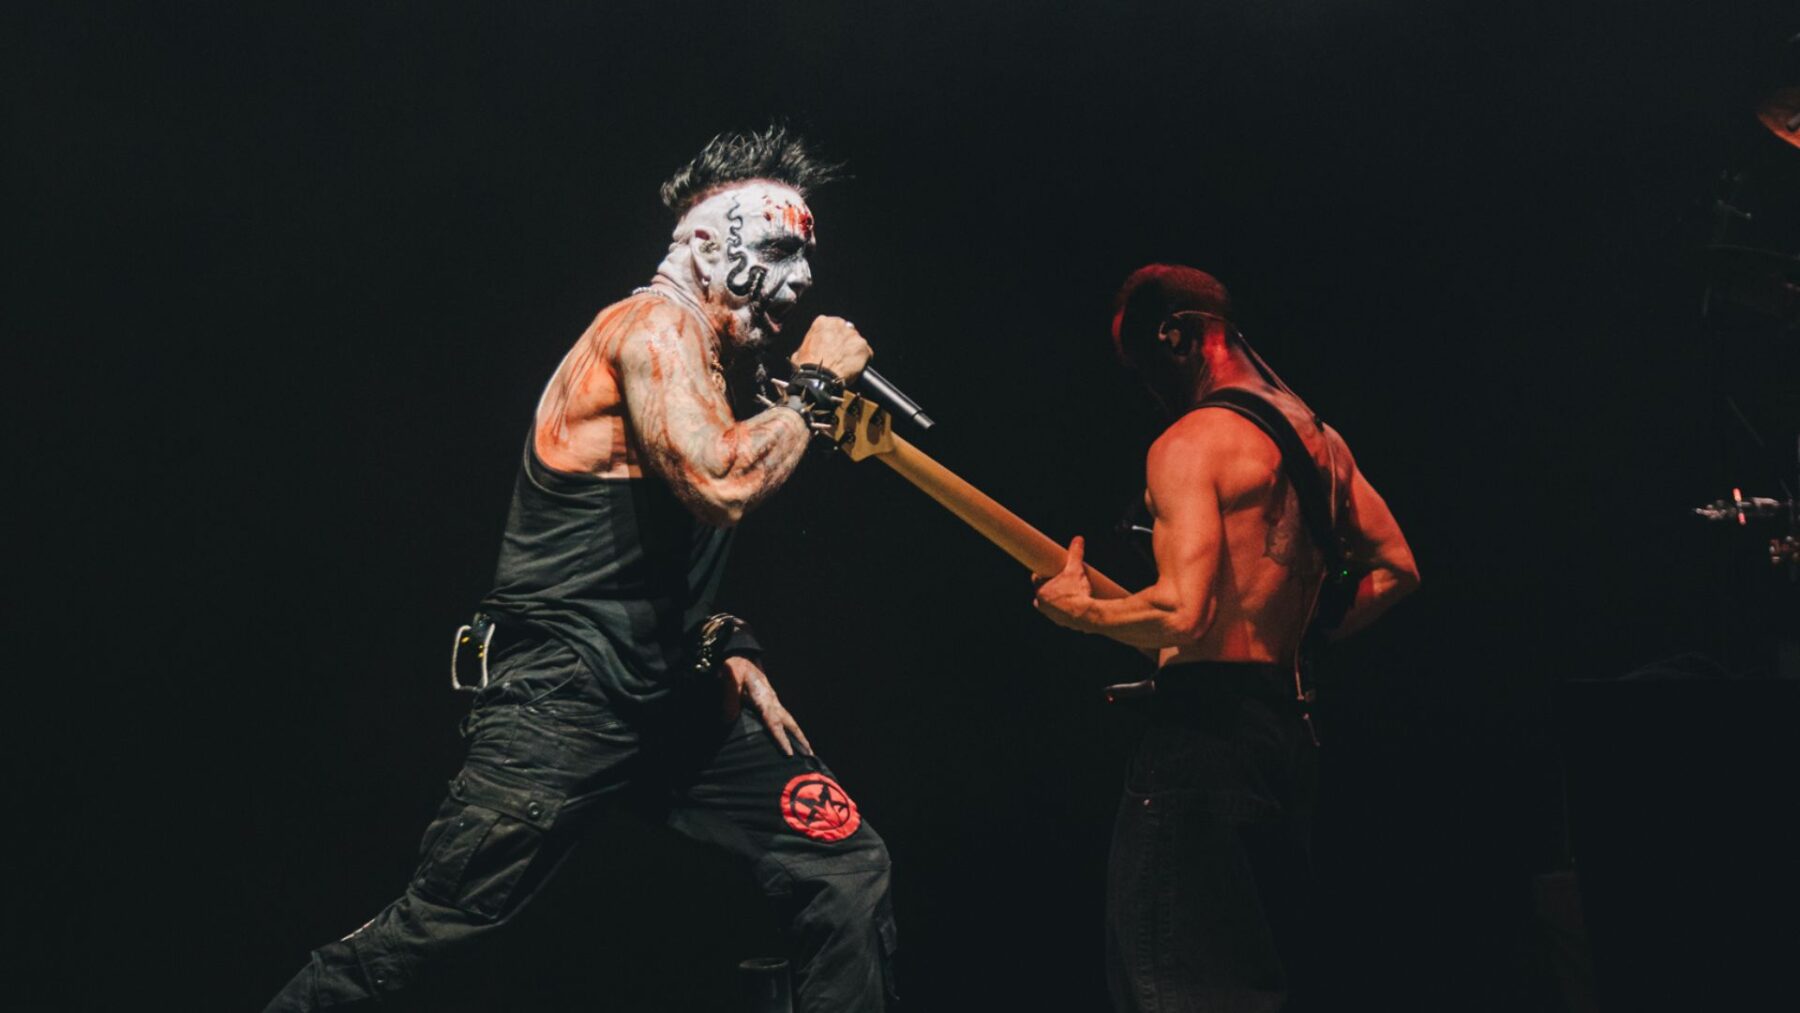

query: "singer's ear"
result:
(690, 228), (723, 265)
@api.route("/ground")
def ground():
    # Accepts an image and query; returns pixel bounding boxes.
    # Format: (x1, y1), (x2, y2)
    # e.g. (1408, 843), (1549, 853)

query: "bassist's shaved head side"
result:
(1111, 263), (1235, 364)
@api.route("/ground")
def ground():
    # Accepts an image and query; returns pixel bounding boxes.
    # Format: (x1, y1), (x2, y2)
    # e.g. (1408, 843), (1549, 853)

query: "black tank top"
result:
(480, 438), (734, 706)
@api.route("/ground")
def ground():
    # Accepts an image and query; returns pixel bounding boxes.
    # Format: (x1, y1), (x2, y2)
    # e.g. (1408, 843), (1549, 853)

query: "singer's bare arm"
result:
(533, 297), (871, 528)
(1326, 429), (1418, 638)
(617, 302), (811, 528)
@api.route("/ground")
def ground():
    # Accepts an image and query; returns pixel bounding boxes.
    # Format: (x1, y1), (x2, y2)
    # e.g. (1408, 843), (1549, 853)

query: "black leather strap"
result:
(1191, 388), (1343, 576)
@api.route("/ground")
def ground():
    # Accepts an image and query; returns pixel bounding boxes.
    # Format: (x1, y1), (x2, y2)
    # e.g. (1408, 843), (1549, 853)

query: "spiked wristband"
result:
(769, 362), (845, 434)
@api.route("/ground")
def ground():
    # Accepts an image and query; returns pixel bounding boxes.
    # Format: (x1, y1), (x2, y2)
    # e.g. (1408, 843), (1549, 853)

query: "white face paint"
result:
(673, 181), (816, 347)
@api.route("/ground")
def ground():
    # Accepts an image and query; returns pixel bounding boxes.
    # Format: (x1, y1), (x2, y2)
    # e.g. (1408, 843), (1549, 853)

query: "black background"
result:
(11, 2), (1799, 1010)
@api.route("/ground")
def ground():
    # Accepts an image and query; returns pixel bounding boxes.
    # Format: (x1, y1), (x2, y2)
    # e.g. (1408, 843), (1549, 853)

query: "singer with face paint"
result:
(1033, 266), (1418, 1012)
(263, 127), (897, 1012)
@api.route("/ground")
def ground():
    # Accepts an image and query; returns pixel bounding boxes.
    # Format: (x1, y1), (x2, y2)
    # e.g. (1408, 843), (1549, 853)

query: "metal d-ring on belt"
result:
(450, 612), (497, 693)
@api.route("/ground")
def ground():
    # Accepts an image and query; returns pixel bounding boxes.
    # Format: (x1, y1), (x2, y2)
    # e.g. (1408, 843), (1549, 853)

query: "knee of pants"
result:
(782, 829), (899, 1010)
(784, 824), (893, 926)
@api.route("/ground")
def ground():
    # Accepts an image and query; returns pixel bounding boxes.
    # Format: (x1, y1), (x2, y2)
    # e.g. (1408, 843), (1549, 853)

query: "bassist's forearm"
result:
(1328, 567), (1418, 640)
(1067, 587), (1212, 650)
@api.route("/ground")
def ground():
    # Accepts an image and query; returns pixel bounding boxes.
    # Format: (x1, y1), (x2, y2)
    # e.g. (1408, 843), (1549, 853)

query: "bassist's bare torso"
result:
(1156, 381), (1351, 669)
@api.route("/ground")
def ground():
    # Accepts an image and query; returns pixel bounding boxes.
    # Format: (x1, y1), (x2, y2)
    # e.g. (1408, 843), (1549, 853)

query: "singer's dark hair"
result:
(660, 124), (843, 216)
(1111, 264), (1235, 363)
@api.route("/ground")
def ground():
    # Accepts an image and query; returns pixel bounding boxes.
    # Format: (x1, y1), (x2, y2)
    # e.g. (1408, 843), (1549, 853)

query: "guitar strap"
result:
(1190, 388), (1343, 579)
(1190, 388), (1346, 727)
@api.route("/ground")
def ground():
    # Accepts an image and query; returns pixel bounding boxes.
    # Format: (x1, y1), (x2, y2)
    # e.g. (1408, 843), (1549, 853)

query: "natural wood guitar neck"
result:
(877, 433), (1132, 600)
(829, 392), (1132, 598)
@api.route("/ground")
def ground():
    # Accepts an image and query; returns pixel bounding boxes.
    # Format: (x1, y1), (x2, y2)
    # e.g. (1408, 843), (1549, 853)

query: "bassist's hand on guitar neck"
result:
(1031, 537), (1157, 662)
(1033, 535), (1096, 631)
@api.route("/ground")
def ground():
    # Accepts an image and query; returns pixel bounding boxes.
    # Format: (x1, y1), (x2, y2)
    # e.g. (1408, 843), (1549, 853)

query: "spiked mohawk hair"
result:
(659, 124), (844, 216)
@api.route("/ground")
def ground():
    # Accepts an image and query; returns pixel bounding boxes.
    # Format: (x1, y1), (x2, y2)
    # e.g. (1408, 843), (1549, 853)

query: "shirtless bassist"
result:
(1031, 264), (1418, 1013)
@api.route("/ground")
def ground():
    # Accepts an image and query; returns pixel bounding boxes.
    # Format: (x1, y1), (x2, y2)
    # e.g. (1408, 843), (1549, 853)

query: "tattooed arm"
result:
(617, 305), (812, 527)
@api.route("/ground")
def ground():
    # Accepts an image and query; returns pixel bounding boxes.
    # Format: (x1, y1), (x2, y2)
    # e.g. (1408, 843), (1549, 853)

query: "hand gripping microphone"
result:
(857, 367), (935, 430)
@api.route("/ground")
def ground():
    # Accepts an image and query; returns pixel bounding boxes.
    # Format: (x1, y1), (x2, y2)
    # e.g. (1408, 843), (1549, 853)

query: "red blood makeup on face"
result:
(780, 204), (814, 240)
(761, 200), (813, 241)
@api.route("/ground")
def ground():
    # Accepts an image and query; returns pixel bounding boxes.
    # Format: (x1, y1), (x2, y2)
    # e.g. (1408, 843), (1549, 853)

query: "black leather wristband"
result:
(693, 612), (763, 674)
(720, 622), (763, 661)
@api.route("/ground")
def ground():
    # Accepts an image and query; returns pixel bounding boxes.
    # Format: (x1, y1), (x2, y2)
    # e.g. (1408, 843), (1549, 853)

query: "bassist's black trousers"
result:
(1107, 662), (1320, 1013)
(263, 636), (897, 1012)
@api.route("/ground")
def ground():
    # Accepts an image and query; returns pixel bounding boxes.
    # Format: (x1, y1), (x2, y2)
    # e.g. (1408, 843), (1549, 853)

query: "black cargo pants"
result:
(264, 636), (897, 1012)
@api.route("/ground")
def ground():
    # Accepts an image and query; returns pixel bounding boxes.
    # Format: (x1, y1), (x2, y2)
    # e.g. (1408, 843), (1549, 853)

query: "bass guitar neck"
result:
(829, 393), (1130, 600)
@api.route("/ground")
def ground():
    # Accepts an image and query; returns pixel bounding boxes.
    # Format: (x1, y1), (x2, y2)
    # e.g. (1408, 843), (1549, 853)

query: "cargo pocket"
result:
(413, 773), (561, 922)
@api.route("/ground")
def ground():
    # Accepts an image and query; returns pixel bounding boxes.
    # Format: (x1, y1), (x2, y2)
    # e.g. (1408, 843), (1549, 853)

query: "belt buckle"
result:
(450, 614), (496, 693)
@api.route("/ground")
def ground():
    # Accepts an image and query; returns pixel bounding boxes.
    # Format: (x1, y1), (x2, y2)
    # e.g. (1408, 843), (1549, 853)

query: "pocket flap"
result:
(447, 769), (562, 831)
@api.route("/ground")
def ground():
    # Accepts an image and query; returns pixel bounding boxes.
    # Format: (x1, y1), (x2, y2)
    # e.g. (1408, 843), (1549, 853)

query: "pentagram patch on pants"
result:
(780, 771), (863, 842)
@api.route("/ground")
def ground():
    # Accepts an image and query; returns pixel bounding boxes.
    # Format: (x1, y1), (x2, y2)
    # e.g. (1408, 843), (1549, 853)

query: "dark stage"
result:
(12, 2), (1799, 1010)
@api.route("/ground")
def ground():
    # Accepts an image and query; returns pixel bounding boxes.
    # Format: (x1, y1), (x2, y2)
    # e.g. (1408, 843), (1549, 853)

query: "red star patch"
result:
(779, 772), (862, 842)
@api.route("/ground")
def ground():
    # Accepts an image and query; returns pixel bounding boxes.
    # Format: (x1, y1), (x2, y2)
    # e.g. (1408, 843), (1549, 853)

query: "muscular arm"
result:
(1037, 422), (1227, 649)
(618, 307), (810, 527)
(1329, 446), (1419, 639)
